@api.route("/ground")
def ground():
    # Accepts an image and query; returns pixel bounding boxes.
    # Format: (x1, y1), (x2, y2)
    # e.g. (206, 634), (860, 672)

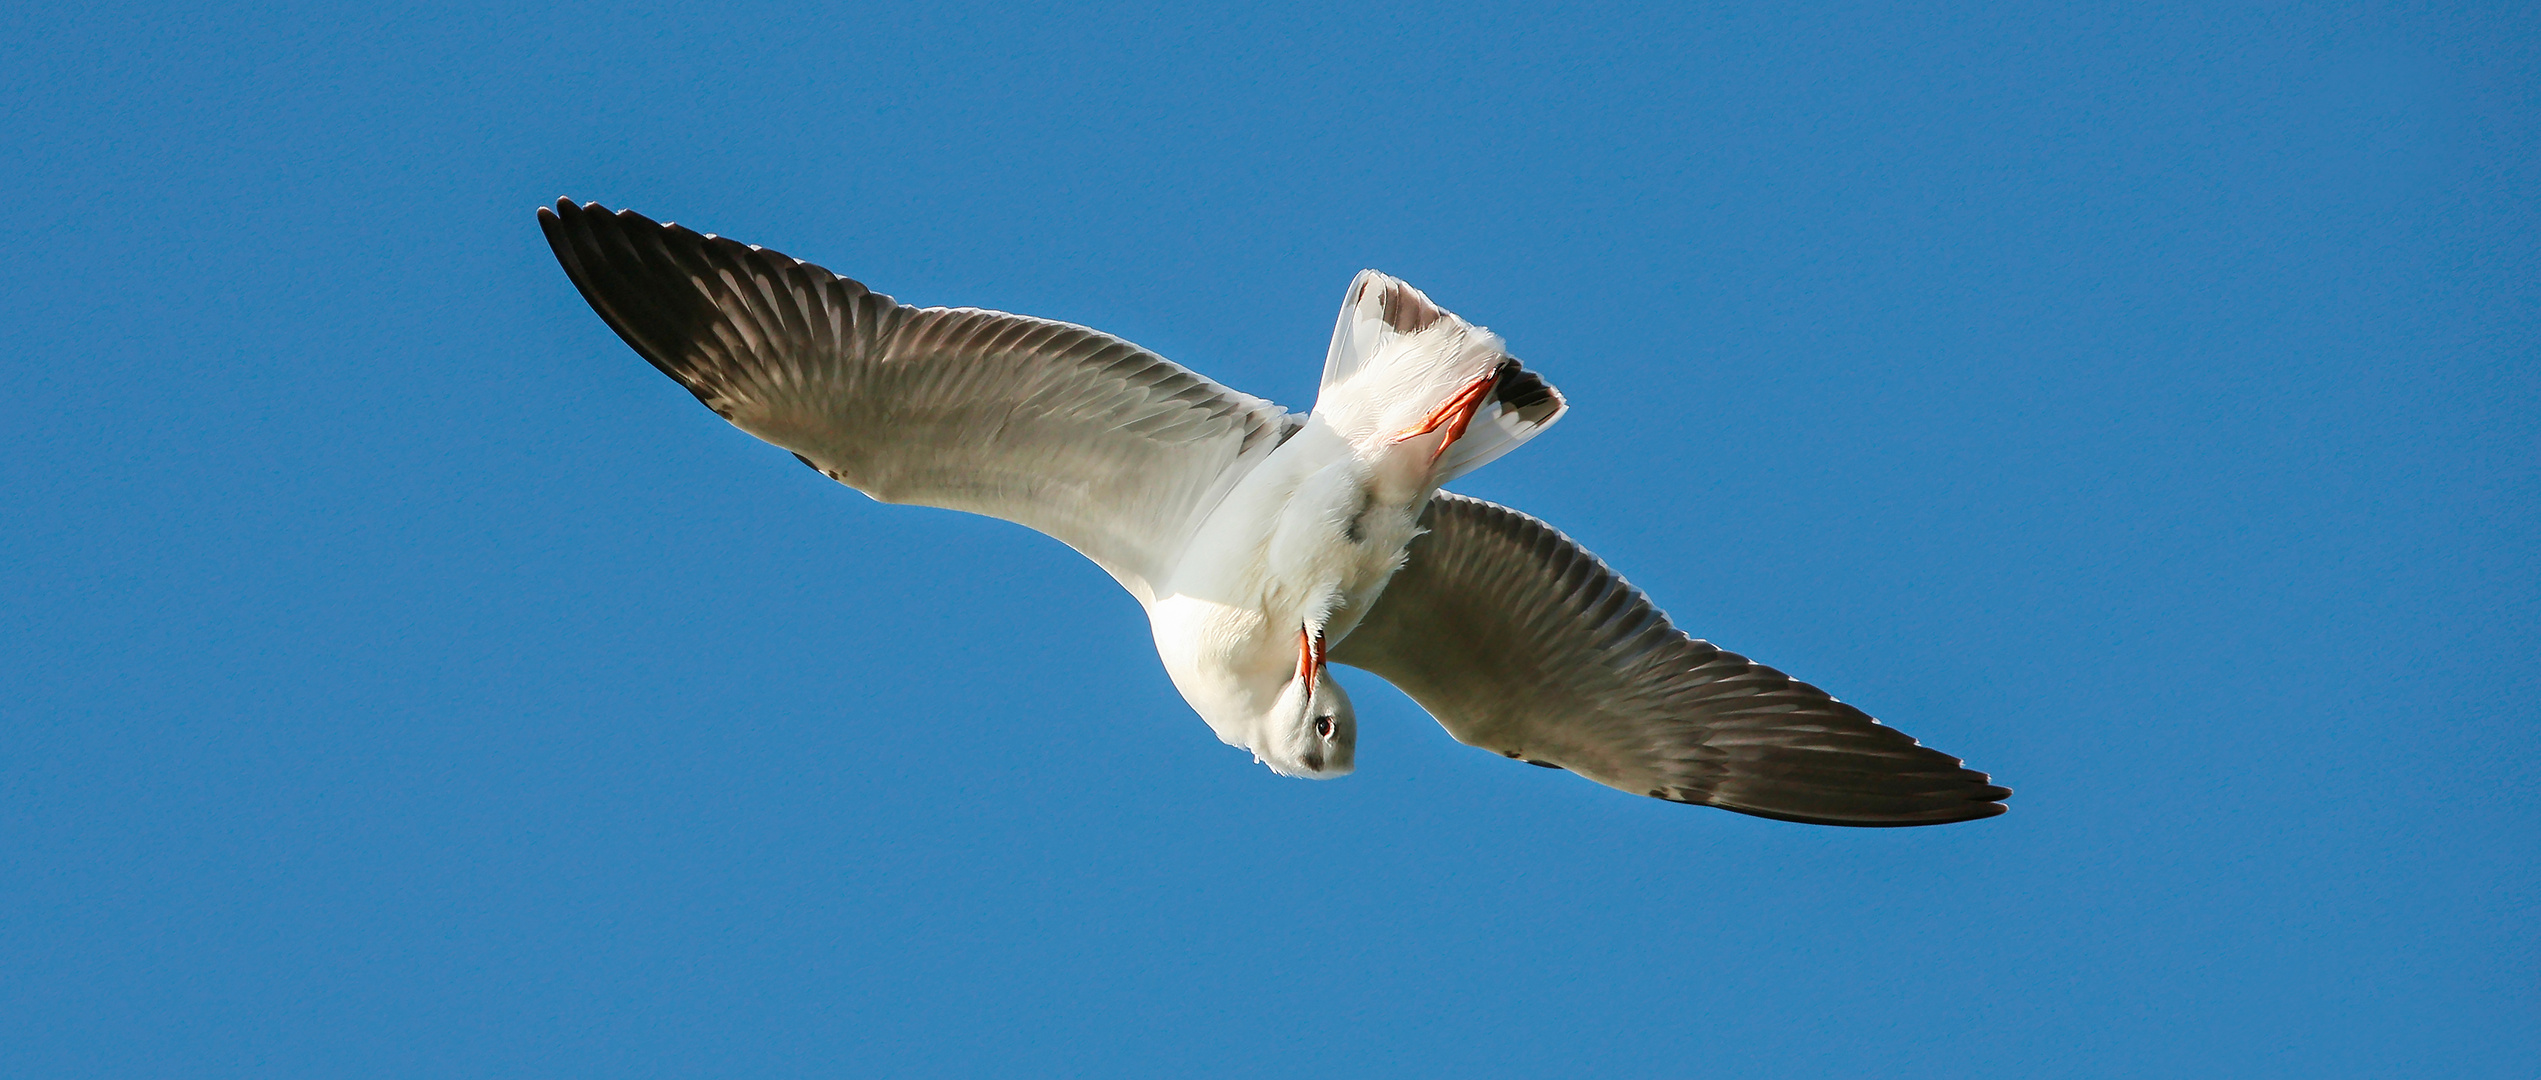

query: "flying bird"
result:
(538, 199), (2010, 827)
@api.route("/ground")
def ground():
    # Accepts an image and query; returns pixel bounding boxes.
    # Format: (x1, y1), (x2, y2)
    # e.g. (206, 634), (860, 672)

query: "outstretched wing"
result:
(539, 199), (1300, 598)
(1333, 492), (2010, 826)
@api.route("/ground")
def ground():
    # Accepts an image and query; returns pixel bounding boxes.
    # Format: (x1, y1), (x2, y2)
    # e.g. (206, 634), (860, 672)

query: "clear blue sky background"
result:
(3, 1), (2533, 1076)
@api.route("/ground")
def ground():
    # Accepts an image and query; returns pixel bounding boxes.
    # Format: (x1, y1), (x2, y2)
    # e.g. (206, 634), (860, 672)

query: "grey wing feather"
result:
(539, 199), (1299, 595)
(1332, 492), (2010, 826)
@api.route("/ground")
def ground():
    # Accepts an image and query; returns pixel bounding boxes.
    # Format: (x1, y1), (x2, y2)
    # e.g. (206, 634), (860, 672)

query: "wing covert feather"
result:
(1333, 493), (2010, 826)
(539, 199), (1299, 595)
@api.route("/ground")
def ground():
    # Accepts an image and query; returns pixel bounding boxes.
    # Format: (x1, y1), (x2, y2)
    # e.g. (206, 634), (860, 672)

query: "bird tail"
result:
(1313, 270), (1567, 484)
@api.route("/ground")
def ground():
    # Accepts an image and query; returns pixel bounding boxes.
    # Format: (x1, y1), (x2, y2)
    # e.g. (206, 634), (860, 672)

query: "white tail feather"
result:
(1315, 271), (1567, 484)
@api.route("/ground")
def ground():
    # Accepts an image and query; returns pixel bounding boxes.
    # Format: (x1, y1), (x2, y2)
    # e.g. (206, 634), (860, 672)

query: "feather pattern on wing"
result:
(539, 199), (1300, 598)
(1333, 492), (2011, 826)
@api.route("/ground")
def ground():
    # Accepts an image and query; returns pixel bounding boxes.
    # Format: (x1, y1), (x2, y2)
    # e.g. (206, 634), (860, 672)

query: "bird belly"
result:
(1263, 458), (1424, 647)
(1145, 425), (1426, 737)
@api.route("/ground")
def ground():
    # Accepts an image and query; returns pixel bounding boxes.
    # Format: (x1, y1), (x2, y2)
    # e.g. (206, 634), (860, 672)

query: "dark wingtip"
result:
(1703, 767), (2014, 828)
(1713, 798), (2011, 828)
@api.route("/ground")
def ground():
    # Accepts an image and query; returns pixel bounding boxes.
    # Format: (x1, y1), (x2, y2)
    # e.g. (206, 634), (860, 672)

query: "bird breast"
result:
(1151, 422), (1427, 699)
(1264, 456), (1419, 636)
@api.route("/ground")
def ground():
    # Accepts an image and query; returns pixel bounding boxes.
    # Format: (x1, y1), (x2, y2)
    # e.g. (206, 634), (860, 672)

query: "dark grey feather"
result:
(1334, 492), (2010, 826)
(539, 199), (1299, 592)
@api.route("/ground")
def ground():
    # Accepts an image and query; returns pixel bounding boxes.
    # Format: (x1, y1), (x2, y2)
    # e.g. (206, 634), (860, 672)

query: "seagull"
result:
(538, 198), (2010, 826)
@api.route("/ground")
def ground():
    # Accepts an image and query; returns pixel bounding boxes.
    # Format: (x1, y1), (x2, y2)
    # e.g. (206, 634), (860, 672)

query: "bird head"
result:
(1255, 660), (1356, 779)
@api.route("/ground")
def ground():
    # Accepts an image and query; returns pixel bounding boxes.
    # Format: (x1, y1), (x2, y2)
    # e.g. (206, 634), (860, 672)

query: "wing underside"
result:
(1334, 493), (2011, 826)
(539, 199), (1300, 595)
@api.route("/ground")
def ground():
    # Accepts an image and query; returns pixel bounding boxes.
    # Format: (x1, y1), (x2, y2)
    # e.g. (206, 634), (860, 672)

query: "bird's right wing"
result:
(1332, 492), (2010, 826)
(540, 199), (1300, 598)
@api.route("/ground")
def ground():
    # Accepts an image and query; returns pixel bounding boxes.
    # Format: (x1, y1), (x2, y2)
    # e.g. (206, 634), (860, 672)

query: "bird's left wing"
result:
(540, 200), (1300, 597)
(1333, 492), (2011, 826)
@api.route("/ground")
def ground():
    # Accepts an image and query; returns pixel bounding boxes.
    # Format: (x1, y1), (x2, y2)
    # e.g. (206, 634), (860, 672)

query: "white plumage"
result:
(539, 199), (2010, 826)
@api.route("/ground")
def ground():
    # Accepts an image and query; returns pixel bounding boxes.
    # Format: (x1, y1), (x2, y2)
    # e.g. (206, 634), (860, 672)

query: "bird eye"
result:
(1314, 716), (1334, 739)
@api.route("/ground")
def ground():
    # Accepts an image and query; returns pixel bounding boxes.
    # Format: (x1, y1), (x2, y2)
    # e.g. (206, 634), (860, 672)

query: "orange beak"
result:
(1295, 626), (1328, 686)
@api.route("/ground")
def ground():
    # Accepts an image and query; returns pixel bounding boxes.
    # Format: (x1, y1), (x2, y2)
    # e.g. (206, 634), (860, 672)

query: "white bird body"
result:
(539, 199), (2013, 826)
(1150, 279), (1528, 774)
(1149, 419), (1419, 775)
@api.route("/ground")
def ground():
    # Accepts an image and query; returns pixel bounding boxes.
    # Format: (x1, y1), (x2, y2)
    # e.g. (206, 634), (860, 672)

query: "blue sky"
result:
(3, 1), (2533, 1075)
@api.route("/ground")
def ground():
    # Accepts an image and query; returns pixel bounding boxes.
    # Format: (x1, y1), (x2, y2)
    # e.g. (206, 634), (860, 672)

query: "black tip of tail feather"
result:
(1490, 357), (1562, 421)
